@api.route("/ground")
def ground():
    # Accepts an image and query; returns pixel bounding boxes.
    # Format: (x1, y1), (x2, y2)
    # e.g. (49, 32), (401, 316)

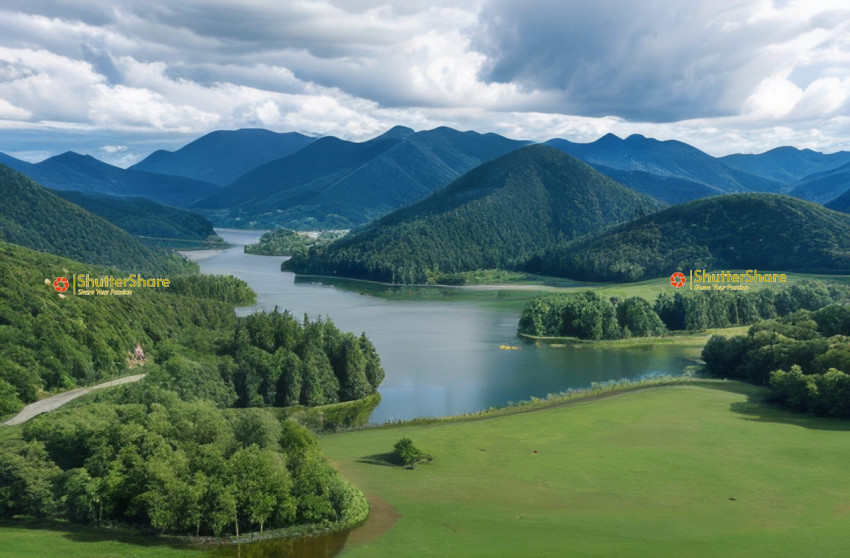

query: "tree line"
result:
(702, 304), (850, 418)
(0, 397), (367, 536)
(0, 241), (383, 423)
(517, 282), (850, 339)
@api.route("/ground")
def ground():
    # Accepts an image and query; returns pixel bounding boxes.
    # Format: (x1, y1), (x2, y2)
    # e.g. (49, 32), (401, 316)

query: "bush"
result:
(392, 437), (427, 468)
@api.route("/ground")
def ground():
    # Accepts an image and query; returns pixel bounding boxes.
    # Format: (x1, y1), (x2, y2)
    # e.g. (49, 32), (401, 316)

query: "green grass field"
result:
(4, 381), (850, 557)
(321, 382), (850, 558)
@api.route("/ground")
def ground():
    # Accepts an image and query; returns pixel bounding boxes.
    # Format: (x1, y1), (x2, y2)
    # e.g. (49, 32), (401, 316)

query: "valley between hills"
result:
(2, 126), (850, 558)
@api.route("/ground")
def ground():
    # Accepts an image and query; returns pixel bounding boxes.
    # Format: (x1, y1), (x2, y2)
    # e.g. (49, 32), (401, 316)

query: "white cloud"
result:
(0, 0), (847, 160)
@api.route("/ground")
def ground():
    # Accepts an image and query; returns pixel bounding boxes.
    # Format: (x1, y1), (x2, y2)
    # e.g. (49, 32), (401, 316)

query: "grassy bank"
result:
(295, 271), (850, 308)
(321, 381), (850, 557)
(520, 325), (750, 349)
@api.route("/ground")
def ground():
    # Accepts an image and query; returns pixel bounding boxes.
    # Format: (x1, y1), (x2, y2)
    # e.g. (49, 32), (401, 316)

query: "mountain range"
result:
(284, 145), (661, 283)
(789, 162), (850, 203)
(0, 151), (218, 207)
(544, 134), (786, 204)
(130, 128), (315, 186)
(193, 126), (532, 229)
(720, 147), (850, 182)
(3, 126), (850, 232)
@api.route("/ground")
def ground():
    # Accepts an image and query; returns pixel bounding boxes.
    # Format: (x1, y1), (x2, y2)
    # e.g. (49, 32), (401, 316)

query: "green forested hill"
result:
(0, 242), (377, 537)
(0, 242), (237, 414)
(53, 190), (217, 241)
(0, 240), (382, 415)
(194, 126), (531, 229)
(0, 165), (194, 275)
(532, 193), (850, 282)
(286, 145), (661, 283)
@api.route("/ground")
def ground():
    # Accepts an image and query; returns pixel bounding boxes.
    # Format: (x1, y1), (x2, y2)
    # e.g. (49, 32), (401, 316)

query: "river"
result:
(195, 229), (700, 424)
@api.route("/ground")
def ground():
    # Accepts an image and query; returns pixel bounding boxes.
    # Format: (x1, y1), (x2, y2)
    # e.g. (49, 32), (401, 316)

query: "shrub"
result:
(392, 437), (426, 468)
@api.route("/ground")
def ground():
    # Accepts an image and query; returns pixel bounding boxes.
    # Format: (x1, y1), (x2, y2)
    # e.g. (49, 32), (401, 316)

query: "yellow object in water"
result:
(499, 345), (520, 350)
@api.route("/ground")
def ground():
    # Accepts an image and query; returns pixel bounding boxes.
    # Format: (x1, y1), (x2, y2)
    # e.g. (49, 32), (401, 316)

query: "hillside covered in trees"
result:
(0, 241), (385, 537)
(703, 304), (850, 418)
(54, 190), (220, 243)
(285, 145), (661, 283)
(194, 126), (531, 229)
(0, 241), (383, 418)
(530, 194), (850, 282)
(0, 165), (195, 275)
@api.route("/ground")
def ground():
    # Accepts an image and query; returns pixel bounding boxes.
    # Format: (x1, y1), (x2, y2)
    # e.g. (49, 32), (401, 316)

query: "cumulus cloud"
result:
(0, 0), (847, 162)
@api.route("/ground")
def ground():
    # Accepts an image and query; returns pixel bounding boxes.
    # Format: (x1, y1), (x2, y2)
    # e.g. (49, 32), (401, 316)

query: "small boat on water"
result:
(499, 345), (520, 350)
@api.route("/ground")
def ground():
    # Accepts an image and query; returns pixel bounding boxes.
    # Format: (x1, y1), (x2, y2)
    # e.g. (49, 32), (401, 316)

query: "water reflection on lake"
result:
(198, 229), (699, 424)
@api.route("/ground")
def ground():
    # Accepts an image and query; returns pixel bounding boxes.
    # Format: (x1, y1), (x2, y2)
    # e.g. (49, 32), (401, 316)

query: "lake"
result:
(197, 229), (700, 424)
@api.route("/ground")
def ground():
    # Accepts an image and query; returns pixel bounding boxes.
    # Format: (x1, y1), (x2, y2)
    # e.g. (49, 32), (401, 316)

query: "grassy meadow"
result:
(4, 381), (850, 556)
(304, 270), (850, 312)
(321, 381), (850, 558)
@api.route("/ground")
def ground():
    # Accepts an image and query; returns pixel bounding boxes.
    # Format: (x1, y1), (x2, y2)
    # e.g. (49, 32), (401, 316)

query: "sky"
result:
(0, 0), (848, 167)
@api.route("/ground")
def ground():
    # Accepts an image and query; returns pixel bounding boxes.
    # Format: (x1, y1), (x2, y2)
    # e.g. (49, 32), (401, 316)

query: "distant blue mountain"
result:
(791, 161), (850, 203)
(826, 185), (850, 214)
(544, 134), (786, 204)
(194, 126), (532, 229)
(0, 151), (219, 207)
(0, 152), (34, 173)
(131, 128), (315, 186)
(721, 147), (850, 183)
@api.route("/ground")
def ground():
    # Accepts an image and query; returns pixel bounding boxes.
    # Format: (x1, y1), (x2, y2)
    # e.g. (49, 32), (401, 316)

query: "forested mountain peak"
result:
(285, 144), (661, 283)
(532, 193), (850, 282)
(0, 164), (193, 275)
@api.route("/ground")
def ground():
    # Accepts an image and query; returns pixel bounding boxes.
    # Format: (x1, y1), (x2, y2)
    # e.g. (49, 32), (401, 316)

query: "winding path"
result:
(2, 373), (146, 426)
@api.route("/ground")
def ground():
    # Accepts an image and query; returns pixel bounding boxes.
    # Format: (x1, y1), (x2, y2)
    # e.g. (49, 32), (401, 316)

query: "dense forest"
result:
(518, 282), (850, 339)
(286, 145), (661, 283)
(1, 397), (367, 535)
(530, 194), (850, 282)
(0, 242), (383, 417)
(0, 241), (384, 536)
(703, 305), (850, 418)
(245, 229), (344, 256)
(53, 191), (220, 242)
(0, 165), (195, 276)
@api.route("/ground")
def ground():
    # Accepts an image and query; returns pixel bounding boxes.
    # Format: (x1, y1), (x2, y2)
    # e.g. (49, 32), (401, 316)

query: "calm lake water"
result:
(198, 229), (700, 424)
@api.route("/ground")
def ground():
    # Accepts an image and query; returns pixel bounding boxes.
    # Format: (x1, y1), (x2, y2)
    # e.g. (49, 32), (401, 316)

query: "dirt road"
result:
(2, 373), (146, 426)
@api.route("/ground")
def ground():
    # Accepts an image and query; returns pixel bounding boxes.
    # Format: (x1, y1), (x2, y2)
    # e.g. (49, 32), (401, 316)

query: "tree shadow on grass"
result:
(684, 379), (850, 431)
(728, 394), (850, 432)
(355, 453), (399, 468)
(0, 517), (198, 551)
